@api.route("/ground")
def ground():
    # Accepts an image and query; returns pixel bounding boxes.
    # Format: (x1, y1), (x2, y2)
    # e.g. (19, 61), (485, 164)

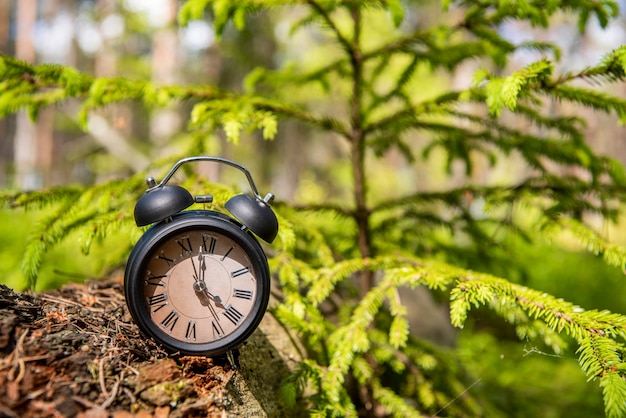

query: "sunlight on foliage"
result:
(2, 0), (626, 416)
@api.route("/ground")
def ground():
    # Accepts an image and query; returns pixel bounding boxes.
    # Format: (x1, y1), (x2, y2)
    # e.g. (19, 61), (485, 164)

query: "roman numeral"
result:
(221, 246), (234, 261)
(146, 293), (168, 313)
(160, 310), (179, 332)
(212, 320), (224, 339)
(185, 321), (197, 341)
(145, 275), (167, 287)
(233, 289), (253, 300)
(157, 254), (174, 267)
(223, 305), (243, 325)
(176, 237), (193, 254)
(231, 267), (250, 278)
(203, 235), (217, 254)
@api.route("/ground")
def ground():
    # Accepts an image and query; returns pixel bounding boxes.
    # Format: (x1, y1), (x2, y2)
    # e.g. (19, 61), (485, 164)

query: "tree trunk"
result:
(150, 0), (182, 150)
(0, 0), (11, 186)
(14, 0), (39, 189)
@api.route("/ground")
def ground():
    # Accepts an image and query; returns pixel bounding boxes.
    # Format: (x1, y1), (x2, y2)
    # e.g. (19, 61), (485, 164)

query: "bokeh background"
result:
(2, 1), (626, 415)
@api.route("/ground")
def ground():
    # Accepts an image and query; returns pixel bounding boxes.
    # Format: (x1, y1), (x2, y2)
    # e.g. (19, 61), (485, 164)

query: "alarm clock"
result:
(124, 156), (278, 357)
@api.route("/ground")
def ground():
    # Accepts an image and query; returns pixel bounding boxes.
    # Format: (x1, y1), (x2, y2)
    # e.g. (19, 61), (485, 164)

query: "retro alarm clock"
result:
(124, 156), (278, 357)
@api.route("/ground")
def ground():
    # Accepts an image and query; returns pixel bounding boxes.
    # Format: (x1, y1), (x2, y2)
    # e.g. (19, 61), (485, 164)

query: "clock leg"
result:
(226, 349), (240, 370)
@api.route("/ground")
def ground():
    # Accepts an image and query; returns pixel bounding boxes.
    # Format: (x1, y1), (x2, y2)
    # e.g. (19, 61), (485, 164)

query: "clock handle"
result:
(154, 156), (263, 200)
(142, 156), (279, 243)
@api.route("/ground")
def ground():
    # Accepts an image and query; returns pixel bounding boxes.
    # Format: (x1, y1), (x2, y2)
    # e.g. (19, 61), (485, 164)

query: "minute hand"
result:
(199, 249), (223, 305)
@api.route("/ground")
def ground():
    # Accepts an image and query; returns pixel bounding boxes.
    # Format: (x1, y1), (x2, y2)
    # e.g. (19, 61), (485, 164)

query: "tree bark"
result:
(347, 7), (374, 297)
(0, 279), (307, 417)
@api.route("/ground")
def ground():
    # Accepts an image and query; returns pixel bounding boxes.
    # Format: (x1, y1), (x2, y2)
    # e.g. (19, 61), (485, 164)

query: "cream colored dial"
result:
(142, 230), (257, 344)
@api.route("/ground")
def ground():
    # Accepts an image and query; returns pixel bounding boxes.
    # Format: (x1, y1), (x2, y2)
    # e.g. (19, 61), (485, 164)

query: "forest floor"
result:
(0, 277), (239, 418)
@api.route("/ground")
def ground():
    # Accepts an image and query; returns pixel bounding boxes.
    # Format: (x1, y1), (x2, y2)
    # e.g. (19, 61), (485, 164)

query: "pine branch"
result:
(600, 370), (626, 418)
(449, 268), (626, 340)
(371, 381), (423, 418)
(253, 97), (349, 136)
(21, 200), (98, 289)
(2, 186), (83, 211)
(547, 85), (626, 123)
(0, 55), (227, 119)
(456, 0), (619, 31)
(0, 55), (355, 143)
(305, 0), (354, 54)
(541, 217), (626, 270)
(11, 174), (150, 288)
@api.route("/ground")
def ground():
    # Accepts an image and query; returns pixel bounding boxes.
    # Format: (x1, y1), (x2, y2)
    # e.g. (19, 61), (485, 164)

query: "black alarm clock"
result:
(124, 156), (278, 357)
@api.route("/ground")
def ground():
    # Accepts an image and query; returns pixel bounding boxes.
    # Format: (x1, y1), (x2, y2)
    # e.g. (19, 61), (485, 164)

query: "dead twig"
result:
(101, 377), (120, 409)
(98, 356), (110, 399)
(4, 330), (29, 384)
(38, 294), (84, 309)
(122, 387), (136, 404)
(72, 396), (99, 409)
(0, 402), (19, 418)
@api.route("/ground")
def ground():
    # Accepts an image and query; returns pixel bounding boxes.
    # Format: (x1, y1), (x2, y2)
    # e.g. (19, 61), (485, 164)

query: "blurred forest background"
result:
(1, 0), (625, 295)
(2, 0), (626, 416)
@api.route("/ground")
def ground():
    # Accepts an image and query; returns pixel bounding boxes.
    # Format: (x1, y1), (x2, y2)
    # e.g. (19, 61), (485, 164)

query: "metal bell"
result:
(134, 183), (194, 226)
(225, 193), (278, 243)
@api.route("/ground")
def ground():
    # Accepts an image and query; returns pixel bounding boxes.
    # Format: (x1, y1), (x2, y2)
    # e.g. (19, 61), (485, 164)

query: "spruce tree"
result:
(2, 0), (626, 416)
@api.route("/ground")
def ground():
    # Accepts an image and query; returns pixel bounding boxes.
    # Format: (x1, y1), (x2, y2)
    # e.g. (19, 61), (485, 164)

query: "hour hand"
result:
(192, 248), (207, 291)
(204, 286), (223, 306)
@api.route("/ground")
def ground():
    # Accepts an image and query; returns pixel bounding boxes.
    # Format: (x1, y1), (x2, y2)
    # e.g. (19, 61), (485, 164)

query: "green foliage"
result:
(190, 98), (278, 143)
(0, 208), (128, 291)
(2, 0), (626, 416)
(273, 249), (493, 416)
(1, 178), (144, 289)
(458, 331), (605, 417)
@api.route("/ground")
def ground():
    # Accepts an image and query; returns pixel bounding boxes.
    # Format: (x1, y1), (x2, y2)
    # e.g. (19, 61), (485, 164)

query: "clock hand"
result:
(192, 247), (210, 294)
(206, 293), (225, 334)
(198, 248), (204, 278)
(192, 247), (225, 334)
(191, 250), (207, 294)
(194, 251), (225, 334)
(190, 249), (200, 282)
(198, 248), (223, 305)
(192, 274), (223, 325)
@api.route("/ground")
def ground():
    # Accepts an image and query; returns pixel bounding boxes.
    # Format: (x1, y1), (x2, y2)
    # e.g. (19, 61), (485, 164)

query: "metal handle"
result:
(150, 156), (263, 199)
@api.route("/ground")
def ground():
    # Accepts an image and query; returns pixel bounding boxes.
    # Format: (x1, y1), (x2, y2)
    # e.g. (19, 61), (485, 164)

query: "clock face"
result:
(125, 212), (270, 356)
(143, 229), (258, 343)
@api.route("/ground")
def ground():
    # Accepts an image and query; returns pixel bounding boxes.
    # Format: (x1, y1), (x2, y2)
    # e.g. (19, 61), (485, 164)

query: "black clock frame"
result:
(124, 210), (271, 356)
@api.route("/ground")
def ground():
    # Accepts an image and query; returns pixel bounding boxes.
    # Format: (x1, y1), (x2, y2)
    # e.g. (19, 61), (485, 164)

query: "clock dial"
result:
(142, 230), (257, 344)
